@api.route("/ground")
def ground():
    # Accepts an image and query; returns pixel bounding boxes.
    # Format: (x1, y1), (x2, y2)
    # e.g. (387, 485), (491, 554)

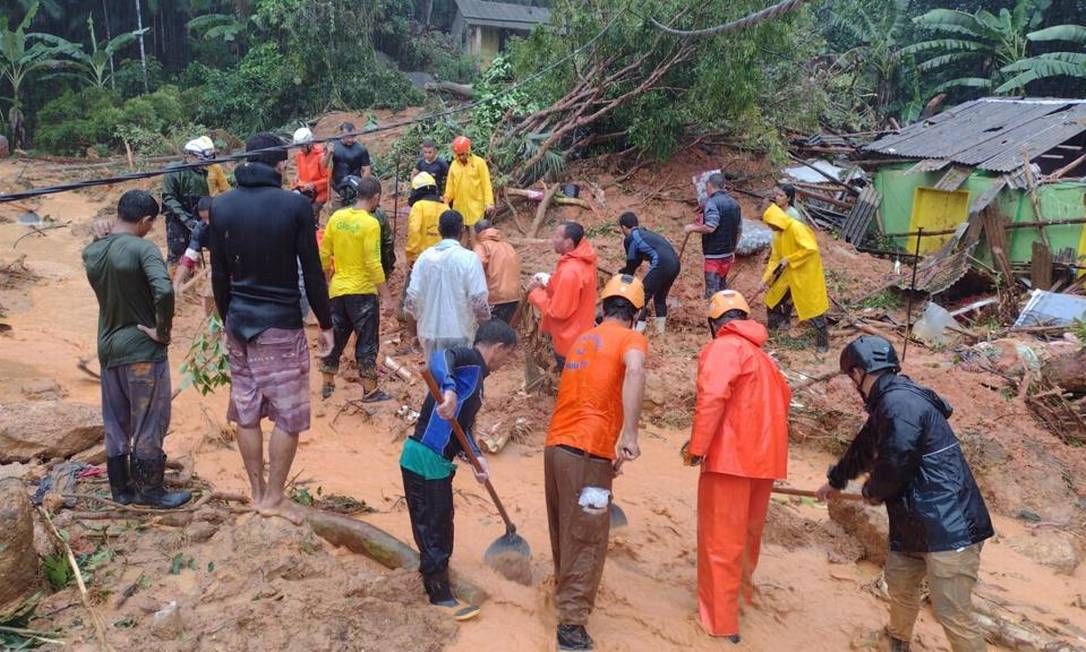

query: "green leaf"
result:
(1028, 24), (1086, 44)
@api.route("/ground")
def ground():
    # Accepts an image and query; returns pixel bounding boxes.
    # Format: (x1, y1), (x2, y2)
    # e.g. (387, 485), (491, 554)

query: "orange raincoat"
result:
(689, 319), (791, 637)
(527, 238), (598, 357)
(293, 145), (330, 204)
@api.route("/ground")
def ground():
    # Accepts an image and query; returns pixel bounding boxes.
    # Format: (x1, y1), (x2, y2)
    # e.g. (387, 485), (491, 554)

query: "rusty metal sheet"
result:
(896, 241), (979, 294)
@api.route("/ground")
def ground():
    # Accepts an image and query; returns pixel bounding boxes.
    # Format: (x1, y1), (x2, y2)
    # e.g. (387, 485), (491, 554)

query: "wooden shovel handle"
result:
(772, 486), (865, 502)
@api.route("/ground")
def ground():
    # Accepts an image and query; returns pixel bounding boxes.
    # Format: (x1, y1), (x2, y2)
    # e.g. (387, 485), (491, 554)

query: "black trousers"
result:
(767, 289), (828, 333)
(490, 301), (519, 324)
(641, 266), (679, 319)
(164, 215), (191, 265)
(401, 466), (455, 590)
(321, 294), (379, 379)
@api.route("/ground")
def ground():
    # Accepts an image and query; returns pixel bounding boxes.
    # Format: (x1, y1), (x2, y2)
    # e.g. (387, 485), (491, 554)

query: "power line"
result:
(0, 7), (628, 204)
(647, 0), (813, 37)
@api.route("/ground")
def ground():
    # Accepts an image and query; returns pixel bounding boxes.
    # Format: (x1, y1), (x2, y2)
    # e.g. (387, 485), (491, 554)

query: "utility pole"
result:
(134, 0), (149, 93)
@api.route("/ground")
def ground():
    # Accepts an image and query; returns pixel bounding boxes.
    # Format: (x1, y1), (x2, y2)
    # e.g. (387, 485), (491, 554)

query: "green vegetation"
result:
(179, 315), (231, 397)
(859, 289), (905, 311)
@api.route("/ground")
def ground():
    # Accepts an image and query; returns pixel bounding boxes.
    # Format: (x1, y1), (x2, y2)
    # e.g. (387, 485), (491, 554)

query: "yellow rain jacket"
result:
(443, 154), (493, 226)
(762, 204), (829, 321)
(406, 196), (448, 263)
(207, 163), (231, 196)
(320, 207), (385, 298)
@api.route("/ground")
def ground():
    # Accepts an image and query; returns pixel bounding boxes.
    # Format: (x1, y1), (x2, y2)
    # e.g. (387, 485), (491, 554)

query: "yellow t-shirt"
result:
(319, 207), (385, 298)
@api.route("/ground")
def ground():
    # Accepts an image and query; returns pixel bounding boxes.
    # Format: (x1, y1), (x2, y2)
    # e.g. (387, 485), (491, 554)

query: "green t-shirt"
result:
(83, 233), (174, 369)
(400, 437), (456, 480)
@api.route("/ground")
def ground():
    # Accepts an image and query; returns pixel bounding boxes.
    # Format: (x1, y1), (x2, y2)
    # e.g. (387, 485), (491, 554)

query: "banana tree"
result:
(0, 1), (66, 148)
(40, 15), (148, 89)
(997, 24), (1086, 93)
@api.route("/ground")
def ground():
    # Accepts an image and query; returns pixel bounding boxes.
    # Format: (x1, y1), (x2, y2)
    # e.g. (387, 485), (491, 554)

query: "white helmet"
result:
(293, 127), (314, 145)
(184, 135), (215, 160)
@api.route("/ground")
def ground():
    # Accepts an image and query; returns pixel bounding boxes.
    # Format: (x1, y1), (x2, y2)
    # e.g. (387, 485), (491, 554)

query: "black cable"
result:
(0, 8), (628, 205)
(648, 0), (812, 37)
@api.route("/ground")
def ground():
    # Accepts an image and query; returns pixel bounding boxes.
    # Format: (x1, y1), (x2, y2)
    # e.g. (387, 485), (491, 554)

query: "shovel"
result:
(420, 370), (533, 585)
(771, 486), (864, 502)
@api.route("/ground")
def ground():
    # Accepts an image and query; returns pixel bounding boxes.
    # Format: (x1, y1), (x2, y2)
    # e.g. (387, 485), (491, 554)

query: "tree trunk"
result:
(421, 0), (433, 28)
(134, 0), (148, 93)
(101, 0), (115, 90)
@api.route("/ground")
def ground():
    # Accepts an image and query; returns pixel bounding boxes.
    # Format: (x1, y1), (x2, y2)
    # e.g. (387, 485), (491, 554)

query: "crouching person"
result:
(83, 189), (191, 508)
(400, 320), (517, 618)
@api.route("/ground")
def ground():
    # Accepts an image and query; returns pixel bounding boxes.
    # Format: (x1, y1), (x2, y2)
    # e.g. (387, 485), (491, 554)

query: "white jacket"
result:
(406, 239), (490, 341)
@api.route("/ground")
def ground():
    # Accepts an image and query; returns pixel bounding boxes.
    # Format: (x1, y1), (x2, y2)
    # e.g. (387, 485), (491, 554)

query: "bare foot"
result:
(256, 496), (304, 525)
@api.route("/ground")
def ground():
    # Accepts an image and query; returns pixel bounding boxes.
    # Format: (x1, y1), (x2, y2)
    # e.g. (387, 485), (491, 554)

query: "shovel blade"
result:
(483, 532), (533, 586)
(609, 501), (628, 529)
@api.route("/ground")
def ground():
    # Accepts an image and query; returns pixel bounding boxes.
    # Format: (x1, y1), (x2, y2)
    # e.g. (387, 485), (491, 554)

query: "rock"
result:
(0, 478), (44, 617)
(72, 443), (107, 466)
(19, 378), (67, 401)
(0, 401), (103, 463)
(0, 462), (30, 481)
(150, 600), (183, 639)
(1008, 532), (1083, 575)
(32, 512), (58, 558)
(827, 499), (889, 566)
(1041, 347), (1086, 395)
(184, 520), (218, 544)
(1015, 509), (1043, 523)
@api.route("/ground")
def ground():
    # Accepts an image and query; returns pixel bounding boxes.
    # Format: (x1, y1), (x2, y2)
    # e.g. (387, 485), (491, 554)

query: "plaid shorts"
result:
(226, 328), (311, 434)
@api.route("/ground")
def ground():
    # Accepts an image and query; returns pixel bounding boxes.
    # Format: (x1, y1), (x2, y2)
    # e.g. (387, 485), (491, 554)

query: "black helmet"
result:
(340, 175), (363, 204)
(839, 336), (901, 375)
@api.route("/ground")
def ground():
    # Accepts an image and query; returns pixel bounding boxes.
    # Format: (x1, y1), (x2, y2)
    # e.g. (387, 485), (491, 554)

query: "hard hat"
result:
(707, 290), (750, 320)
(340, 175), (363, 204)
(452, 136), (472, 155)
(411, 171), (437, 190)
(839, 336), (901, 375)
(600, 273), (645, 310)
(293, 127), (314, 145)
(184, 136), (215, 160)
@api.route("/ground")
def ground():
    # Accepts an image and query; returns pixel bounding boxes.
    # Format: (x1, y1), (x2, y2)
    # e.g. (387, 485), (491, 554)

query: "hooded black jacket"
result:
(209, 162), (332, 341)
(828, 373), (994, 554)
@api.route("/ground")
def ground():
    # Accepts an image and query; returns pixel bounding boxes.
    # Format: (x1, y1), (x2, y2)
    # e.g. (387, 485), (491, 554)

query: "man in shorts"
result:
(209, 132), (334, 522)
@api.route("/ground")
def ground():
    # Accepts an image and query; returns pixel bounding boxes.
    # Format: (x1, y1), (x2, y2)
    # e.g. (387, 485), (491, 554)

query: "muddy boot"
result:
(106, 455), (134, 505)
(634, 321), (646, 333)
(814, 322), (829, 354)
(361, 376), (391, 403)
(321, 371), (336, 400)
(132, 454), (192, 509)
(557, 624), (594, 650)
(654, 317), (667, 335)
(889, 638), (911, 652)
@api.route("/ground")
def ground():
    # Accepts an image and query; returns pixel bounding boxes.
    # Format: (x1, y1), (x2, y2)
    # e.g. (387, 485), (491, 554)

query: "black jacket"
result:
(828, 373), (994, 554)
(621, 227), (679, 277)
(701, 190), (741, 259)
(209, 162), (333, 341)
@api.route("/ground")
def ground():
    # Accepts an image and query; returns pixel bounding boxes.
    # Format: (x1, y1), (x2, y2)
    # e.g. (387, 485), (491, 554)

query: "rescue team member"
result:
(472, 219), (522, 324)
(400, 320), (517, 619)
(83, 190), (191, 509)
(527, 221), (598, 369)
(325, 121), (372, 209)
(406, 210), (491, 359)
(318, 175), (393, 402)
(162, 137), (212, 267)
(682, 290), (790, 644)
(413, 139), (450, 195)
(291, 127), (330, 219)
(209, 132), (334, 522)
(202, 136), (231, 197)
(172, 196), (213, 298)
(544, 274), (647, 651)
(443, 136), (494, 247)
(818, 337), (993, 652)
(618, 211), (679, 334)
(760, 200), (830, 353)
(684, 172), (741, 297)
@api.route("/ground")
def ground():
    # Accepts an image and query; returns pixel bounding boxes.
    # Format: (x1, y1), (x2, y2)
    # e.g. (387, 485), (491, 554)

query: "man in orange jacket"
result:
(527, 221), (598, 368)
(291, 127), (330, 220)
(473, 219), (522, 323)
(683, 289), (791, 644)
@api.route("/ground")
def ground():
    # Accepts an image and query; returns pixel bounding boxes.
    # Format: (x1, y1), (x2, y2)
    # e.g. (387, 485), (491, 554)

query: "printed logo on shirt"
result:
(565, 332), (602, 371)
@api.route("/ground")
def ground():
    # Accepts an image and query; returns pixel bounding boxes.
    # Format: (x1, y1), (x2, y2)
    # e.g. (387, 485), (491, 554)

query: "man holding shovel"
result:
(817, 336), (993, 652)
(400, 319), (517, 619)
(543, 274), (647, 651)
(681, 290), (791, 644)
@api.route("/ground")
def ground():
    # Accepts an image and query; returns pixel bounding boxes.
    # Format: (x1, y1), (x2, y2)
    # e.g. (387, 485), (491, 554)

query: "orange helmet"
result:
(452, 136), (472, 155)
(707, 290), (750, 319)
(601, 274), (646, 310)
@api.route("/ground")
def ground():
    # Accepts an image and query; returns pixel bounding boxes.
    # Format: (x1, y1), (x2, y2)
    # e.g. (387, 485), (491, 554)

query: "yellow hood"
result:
(762, 203), (792, 231)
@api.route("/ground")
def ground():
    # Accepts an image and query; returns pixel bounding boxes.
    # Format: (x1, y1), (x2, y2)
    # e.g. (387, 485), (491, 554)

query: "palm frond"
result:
(1028, 24), (1086, 44)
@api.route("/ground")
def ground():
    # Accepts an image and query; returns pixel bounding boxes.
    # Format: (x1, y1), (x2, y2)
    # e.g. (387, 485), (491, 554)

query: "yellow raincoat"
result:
(762, 204), (829, 321)
(406, 197), (448, 263)
(207, 163), (231, 196)
(443, 154), (493, 226)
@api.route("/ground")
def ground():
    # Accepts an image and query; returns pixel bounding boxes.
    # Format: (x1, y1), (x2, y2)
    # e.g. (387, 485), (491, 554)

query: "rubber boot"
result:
(106, 455), (134, 505)
(423, 572), (479, 621)
(654, 317), (667, 335)
(132, 454), (192, 509)
(889, 638), (911, 652)
(321, 371), (336, 400)
(557, 624), (594, 650)
(814, 322), (830, 354)
(634, 321), (646, 333)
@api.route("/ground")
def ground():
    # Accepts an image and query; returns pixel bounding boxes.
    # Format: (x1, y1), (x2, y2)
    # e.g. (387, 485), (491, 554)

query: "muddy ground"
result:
(1, 124), (1084, 651)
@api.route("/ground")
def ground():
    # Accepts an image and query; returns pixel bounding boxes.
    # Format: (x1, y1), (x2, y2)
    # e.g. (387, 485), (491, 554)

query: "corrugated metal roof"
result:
(864, 98), (1086, 172)
(454, 0), (551, 28)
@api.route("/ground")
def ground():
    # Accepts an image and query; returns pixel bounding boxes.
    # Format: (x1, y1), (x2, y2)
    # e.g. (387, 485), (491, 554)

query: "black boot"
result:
(889, 638), (911, 652)
(131, 454), (191, 509)
(814, 322), (830, 354)
(423, 571), (457, 607)
(106, 455), (134, 505)
(557, 624), (594, 650)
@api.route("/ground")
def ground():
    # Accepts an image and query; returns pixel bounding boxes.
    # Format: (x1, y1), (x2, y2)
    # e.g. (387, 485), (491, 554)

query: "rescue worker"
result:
(682, 289), (791, 644)
(818, 336), (994, 652)
(291, 127), (330, 220)
(473, 219), (522, 324)
(443, 136), (494, 247)
(406, 210), (491, 359)
(162, 137), (213, 267)
(413, 139), (449, 194)
(403, 171), (449, 348)
(319, 175), (393, 402)
(400, 319), (517, 620)
(527, 221), (598, 369)
(544, 274), (647, 651)
(618, 211), (679, 334)
(325, 122), (372, 209)
(683, 172), (741, 297)
(172, 196), (212, 298)
(202, 137), (231, 197)
(760, 201), (830, 353)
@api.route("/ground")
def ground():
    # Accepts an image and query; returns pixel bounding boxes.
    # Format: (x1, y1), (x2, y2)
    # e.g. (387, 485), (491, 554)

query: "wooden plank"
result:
(1031, 241), (1053, 290)
(969, 177), (1006, 214)
(983, 208), (1015, 284)
(934, 166), (972, 191)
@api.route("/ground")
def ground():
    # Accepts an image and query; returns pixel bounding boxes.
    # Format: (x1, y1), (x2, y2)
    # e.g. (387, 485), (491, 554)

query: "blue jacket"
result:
(412, 346), (486, 460)
(828, 374), (994, 554)
(621, 227), (679, 276)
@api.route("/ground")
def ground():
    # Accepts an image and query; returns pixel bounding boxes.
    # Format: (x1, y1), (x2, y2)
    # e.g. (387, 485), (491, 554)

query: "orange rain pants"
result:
(697, 473), (774, 637)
